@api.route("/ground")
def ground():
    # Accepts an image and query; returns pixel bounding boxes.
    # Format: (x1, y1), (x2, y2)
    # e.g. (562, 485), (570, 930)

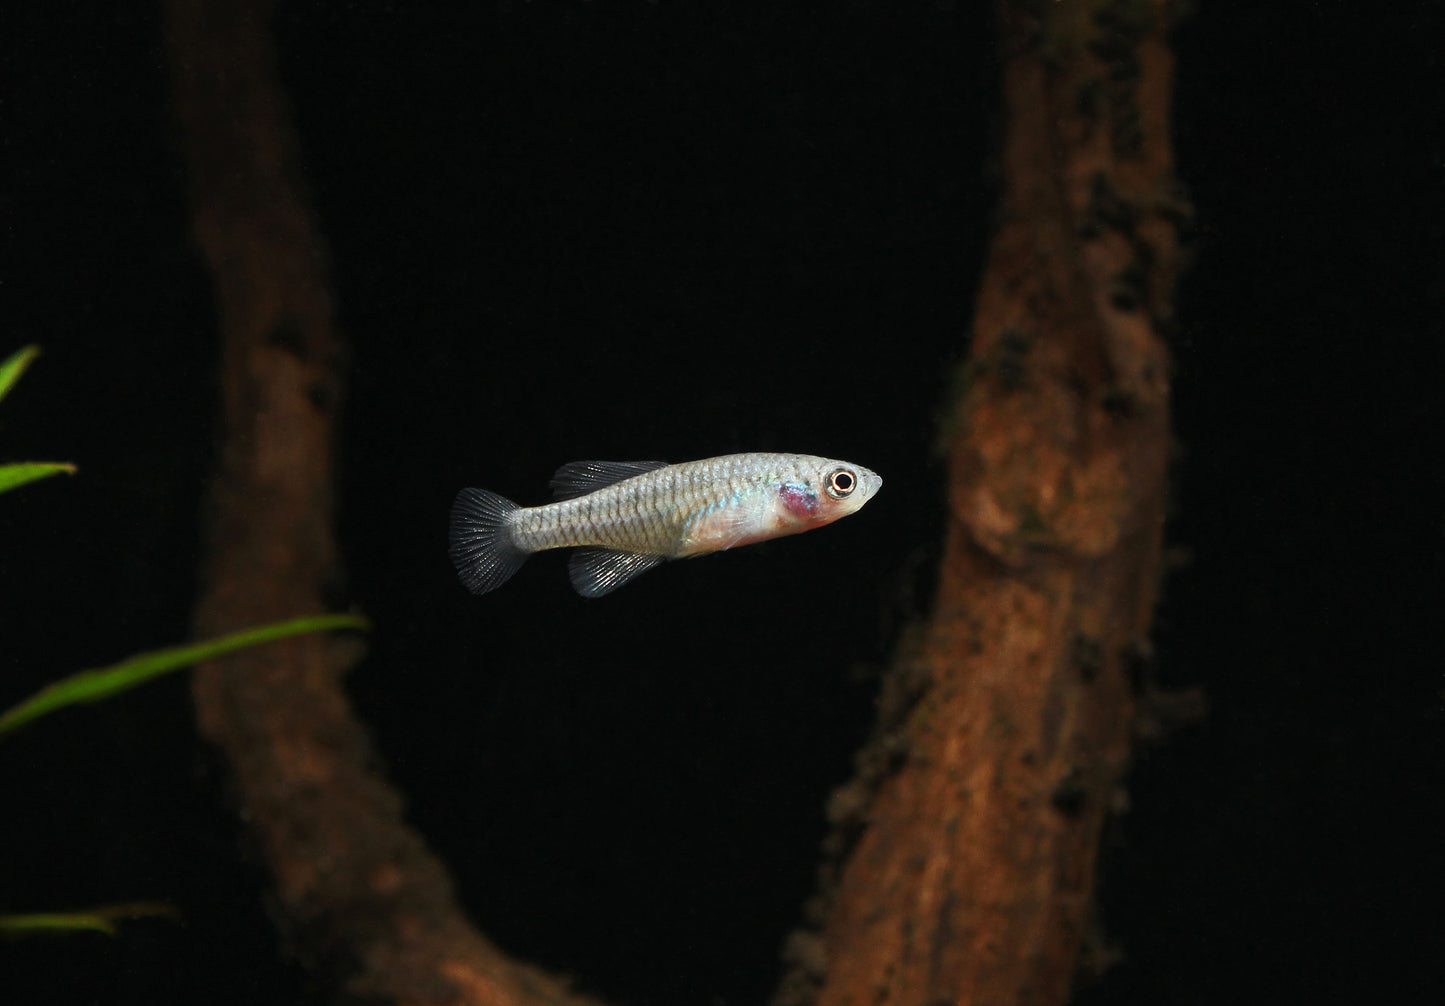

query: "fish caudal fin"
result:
(450, 489), (527, 595)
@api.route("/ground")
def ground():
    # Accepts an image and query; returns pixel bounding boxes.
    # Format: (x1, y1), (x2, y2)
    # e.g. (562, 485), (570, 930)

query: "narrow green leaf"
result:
(0, 901), (178, 938)
(0, 345), (40, 405)
(0, 912), (117, 936)
(0, 461), (77, 495)
(0, 613), (370, 738)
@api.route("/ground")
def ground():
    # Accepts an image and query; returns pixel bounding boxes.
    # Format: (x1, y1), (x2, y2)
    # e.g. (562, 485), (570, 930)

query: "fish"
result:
(449, 452), (882, 597)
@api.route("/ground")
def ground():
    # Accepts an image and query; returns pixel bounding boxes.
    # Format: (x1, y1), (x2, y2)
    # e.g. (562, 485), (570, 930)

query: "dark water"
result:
(4, 3), (1439, 1005)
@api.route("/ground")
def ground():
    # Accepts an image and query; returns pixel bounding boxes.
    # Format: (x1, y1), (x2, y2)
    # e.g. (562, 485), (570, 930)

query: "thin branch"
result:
(166, 3), (604, 1002)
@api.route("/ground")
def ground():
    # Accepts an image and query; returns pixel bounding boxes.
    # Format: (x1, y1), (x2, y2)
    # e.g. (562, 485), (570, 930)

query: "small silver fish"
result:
(450, 452), (882, 597)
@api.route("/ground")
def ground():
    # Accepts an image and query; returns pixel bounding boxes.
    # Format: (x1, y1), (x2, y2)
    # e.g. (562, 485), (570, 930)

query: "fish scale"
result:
(450, 452), (881, 597)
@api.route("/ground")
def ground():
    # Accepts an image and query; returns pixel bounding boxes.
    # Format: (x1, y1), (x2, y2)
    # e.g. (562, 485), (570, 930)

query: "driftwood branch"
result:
(166, 0), (1179, 1002)
(780, 2), (1182, 1004)
(166, 2), (602, 1003)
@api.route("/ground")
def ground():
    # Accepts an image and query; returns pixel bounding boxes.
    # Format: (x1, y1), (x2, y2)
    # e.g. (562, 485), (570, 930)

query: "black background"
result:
(4, 3), (1440, 1005)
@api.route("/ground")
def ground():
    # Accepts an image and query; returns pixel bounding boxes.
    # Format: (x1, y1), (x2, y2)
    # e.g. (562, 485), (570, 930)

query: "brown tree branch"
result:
(782, 2), (1183, 1004)
(166, 2), (602, 1003)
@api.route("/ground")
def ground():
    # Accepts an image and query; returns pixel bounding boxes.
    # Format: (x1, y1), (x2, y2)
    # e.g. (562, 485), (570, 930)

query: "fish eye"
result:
(825, 468), (856, 499)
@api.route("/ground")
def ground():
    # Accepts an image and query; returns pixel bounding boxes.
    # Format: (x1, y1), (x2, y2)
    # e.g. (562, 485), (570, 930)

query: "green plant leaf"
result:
(0, 347), (76, 494)
(0, 613), (370, 738)
(0, 901), (178, 937)
(0, 461), (77, 495)
(0, 345), (40, 405)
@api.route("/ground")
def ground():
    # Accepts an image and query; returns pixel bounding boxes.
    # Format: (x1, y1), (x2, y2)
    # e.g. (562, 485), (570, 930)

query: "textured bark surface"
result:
(784, 2), (1182, 1004)
(167, 3), (601, 1003)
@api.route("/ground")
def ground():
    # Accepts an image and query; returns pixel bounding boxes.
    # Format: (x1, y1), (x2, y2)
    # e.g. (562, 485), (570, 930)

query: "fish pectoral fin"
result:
(550, 460), (670, 500)
(567, 548), (666, 598)
(679, 507), (759, 555)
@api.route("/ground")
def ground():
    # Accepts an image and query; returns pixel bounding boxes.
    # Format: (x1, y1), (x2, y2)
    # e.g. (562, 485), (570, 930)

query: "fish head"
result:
(676, 454), (883, 557)
(779, 456), (882, 527)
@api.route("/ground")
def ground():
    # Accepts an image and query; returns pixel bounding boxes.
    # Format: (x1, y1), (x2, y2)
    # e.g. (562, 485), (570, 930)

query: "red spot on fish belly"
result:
(778, 484), (819, 519)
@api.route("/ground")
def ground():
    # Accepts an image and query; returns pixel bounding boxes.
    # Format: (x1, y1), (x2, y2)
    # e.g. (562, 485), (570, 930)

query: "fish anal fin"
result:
(567, 548), (665, 598)
(550, 460), (669, 500)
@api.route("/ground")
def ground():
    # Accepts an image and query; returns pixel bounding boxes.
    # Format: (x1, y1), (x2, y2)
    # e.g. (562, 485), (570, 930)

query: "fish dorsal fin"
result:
(568, 548), (665, 598)
(550, 460), (669, 500)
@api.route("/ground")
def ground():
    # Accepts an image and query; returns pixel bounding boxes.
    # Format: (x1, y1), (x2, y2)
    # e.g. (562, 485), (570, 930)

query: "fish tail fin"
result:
(449, 488), (527, 595)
